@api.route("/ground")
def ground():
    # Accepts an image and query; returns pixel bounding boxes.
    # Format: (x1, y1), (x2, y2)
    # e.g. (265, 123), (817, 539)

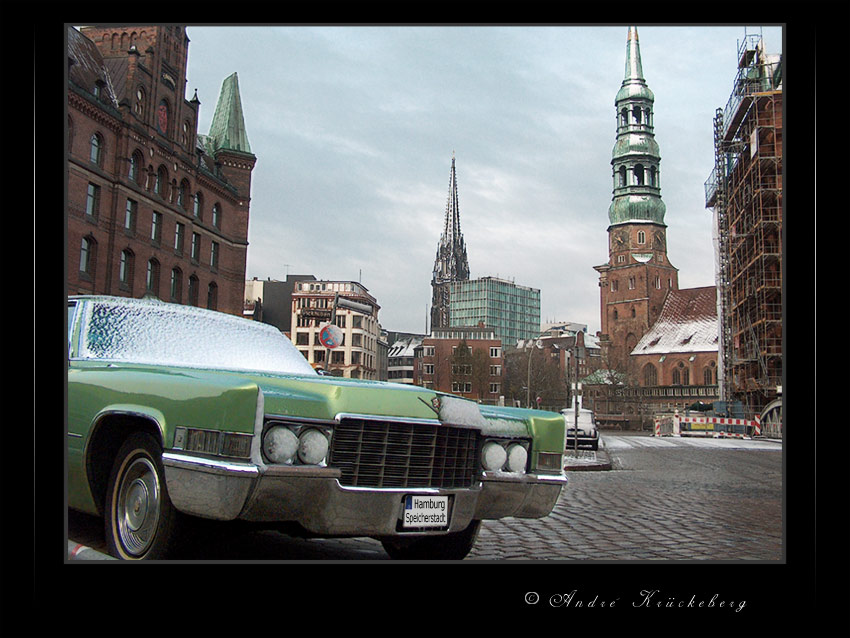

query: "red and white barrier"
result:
(653, 411), (761, 439)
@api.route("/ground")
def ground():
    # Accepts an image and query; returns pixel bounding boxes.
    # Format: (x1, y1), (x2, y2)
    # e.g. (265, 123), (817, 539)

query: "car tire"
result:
(380, 521), (481, 560)
(104, 432), (180, 560)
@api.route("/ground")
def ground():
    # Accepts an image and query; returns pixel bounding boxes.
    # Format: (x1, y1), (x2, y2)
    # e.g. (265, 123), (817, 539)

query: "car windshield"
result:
(76, 299), (317, 376)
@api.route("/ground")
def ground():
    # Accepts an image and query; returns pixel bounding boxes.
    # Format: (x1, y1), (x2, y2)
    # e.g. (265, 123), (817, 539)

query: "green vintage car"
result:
(67, 295), (568, 560)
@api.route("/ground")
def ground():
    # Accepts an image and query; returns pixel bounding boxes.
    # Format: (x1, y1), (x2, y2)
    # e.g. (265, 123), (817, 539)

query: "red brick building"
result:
(67, 26), (255, 315)
(415, 324), (504, 404)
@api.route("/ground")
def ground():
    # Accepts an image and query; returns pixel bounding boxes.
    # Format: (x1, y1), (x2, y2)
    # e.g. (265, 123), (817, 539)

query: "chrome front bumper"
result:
(162, 452), (567, 537)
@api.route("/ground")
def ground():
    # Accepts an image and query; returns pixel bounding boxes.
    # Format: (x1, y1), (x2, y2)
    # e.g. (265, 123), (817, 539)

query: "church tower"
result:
(430, 154), (470, 331)
(595, 27), (679, 365)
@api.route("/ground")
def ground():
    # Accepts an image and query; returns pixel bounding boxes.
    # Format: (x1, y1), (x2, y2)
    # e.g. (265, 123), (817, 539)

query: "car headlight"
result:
(506, 443), (528, 473)
(263, 426), (299, 464)
(482, 441), (507, 471)
(297, 428), (330, 465)
(482, 440), (529, 474)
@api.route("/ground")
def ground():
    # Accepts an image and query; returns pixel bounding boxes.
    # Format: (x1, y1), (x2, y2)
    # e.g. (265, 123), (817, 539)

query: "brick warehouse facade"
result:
(67, 26), (255, 316)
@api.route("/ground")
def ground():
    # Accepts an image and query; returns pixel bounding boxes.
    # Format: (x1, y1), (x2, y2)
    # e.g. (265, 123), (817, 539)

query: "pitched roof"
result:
(67, 27), (119, 108)
(632, 286), (719, 356)
(207, 72), (253, 155)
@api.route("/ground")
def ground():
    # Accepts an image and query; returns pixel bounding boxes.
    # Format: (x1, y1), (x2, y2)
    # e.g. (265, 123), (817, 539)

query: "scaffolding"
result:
(704, 30), (782, 418)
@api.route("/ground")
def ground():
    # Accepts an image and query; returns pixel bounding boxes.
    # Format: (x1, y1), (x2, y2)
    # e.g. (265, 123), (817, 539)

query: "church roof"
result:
(632, 286), (719, 356)
(206, 72), (253, 155)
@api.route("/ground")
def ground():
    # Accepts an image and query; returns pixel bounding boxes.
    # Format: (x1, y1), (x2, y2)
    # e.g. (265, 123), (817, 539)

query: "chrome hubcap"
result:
(116, 456), (160, 556)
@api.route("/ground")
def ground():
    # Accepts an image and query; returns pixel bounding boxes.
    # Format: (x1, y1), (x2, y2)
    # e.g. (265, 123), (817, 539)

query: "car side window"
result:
(68, 301), (77, 357)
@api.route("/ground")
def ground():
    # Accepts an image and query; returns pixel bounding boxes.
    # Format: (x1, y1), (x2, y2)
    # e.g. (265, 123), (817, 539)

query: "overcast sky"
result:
(184, 25), (782, 336)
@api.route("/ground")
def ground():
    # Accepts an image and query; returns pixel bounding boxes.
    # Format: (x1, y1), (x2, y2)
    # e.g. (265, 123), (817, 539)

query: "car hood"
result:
(238, 371), (563, 444)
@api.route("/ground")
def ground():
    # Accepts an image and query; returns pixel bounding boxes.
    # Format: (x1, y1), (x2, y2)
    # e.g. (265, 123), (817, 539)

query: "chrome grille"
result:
(329, 417), (480, 489)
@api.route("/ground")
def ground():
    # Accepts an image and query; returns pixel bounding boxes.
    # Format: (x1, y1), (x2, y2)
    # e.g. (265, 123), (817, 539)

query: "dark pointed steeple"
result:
(430, 153), (470, 331)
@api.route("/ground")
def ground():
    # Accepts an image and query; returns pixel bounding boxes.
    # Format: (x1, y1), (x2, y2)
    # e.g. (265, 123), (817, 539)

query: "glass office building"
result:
(449, 277), (540, 347)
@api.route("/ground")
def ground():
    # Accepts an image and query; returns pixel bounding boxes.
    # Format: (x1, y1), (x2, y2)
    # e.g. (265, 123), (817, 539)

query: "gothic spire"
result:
(430, 153), (470, 331)
(433, 153), (470, 285)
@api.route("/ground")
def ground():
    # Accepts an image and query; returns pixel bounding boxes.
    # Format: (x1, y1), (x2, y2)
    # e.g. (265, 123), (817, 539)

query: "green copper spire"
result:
(207, 72), (253, 155)
(608, 26), (666, 227)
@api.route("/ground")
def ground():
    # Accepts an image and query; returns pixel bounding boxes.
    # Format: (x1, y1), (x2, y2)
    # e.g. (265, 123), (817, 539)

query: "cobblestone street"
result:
(470, 438), (782, 560)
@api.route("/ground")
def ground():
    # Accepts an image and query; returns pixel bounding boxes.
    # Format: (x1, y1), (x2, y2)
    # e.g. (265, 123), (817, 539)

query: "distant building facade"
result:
(290, 280), (381, 379)
(387, 335), (424, 384)
(415, 324), (504, 403)
(244, 275), (317, 334)
(67, 26), (255, 316)
(449, 277), (541, 347)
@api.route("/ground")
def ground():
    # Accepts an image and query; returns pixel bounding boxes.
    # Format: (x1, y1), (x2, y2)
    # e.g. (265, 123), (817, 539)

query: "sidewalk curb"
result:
(563, 447), (612, 472)
(68, 540), (116, 561)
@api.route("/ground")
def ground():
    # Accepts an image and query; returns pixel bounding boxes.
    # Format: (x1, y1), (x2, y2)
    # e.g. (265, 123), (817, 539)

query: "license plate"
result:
(402, 495), (450, 529)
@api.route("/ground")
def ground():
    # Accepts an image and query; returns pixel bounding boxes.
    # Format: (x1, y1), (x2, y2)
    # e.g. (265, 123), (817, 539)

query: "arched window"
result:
(632, 106), (642, 124)
(643, 363), (657, 386)
(79, 236), (96, 277)
(212, 203), (221, 229)
(155, 166), (168, 197)
(703, 367), (714, 385)
(170, 267), (182, 302)
(119, 249), (134, 290)
(618, 166), (627, 187)
(650, 166), (658, 187)
(633, 164), (645, 186)
(194, 193), (203, 219)
(134, 86), (146, 118)
(177, 179), (190, 208)
(89, 133), (103, 166)
(146, 259), (160, 296)
(188, 275), (200, 306)
(637, 230), (646, 244)
(207, 282), (218, 310)
(672, 368), (681, 385)
(620, 108), (628, 128)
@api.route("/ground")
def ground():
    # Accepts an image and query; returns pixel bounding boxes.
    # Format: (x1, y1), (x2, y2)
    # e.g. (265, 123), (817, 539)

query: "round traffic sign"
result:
(318, 323), (343, 349)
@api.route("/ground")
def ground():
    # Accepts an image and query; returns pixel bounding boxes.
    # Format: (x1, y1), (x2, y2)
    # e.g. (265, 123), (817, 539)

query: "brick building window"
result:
(170, 268), (182, 302)
(193, 193), (203, 219)
(174, 223), (185, 254)
(79, 236), (95, 278)
(188, 275), (199, 306)
(207, 282), (218, 310)
(119, 250), (134, 290)
(191, 232), (201, 262)
(89, 134), (103, 166)
(85, 183), (100, 219)
(151, 212), (162, 244)
(124, 199), (137, 234)
(212, 203), (221, 229)
(128, 151), (141, 183)
(146, 259), (160, 296)
(643, 363), (657, 386)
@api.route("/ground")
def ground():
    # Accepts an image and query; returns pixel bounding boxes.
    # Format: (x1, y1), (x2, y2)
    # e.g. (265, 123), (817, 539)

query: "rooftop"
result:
(632, 287), (719, 356)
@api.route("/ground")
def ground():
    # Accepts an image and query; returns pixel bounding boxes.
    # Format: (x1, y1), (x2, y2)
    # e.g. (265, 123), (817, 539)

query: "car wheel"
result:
(104, 432), (179, 560)
(380, 521), (481, 560)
